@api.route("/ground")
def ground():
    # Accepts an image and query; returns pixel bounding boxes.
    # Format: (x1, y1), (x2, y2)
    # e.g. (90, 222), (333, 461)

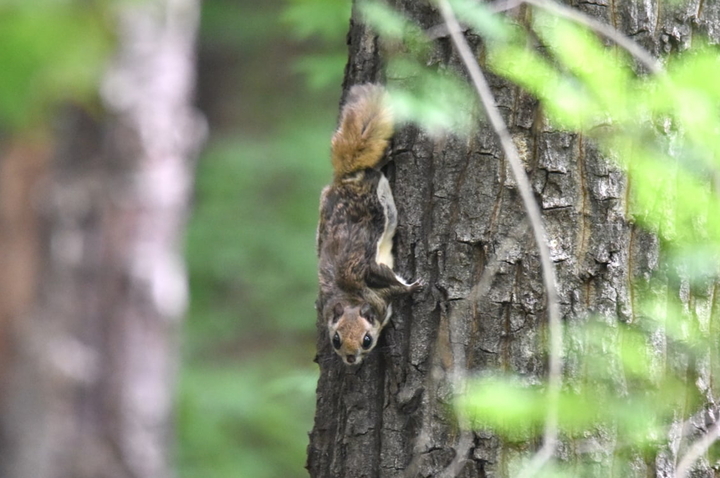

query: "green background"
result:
(178, 1), (350, 477)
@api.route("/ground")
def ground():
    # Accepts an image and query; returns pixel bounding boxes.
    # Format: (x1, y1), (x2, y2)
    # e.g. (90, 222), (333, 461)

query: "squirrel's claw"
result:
(408, 279), (425, 293)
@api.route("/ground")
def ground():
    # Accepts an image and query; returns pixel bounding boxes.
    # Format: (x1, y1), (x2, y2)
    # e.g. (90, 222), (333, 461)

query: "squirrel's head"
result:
(325, 301), (386, 365)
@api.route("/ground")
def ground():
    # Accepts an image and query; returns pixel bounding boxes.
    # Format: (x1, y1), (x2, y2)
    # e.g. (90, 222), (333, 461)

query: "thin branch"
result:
(438, 293), (473, 478)
(437, 362), (473, 478)
(437, 1), (562, 478)
(522, 0), (663, 75)
(674, 420), (720, 478)
(487, 0), (523, 13)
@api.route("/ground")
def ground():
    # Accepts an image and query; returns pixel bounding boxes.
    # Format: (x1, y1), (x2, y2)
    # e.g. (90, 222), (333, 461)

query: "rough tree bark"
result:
(307, 1), (720, 477)
(0, 1), (203, 477)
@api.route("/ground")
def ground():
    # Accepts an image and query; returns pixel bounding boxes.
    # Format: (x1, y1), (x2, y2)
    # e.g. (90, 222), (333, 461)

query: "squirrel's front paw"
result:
(408, 280), (425, 293)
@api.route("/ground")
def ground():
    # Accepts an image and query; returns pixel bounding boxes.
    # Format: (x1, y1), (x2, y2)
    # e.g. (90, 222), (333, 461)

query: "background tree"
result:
(1, 1), (348, 477)
(0, 1), (202, 476)
(307, 1), (720, 477)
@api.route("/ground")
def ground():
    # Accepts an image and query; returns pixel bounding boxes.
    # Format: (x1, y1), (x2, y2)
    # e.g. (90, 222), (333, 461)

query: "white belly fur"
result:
(376, 174), (396, 269)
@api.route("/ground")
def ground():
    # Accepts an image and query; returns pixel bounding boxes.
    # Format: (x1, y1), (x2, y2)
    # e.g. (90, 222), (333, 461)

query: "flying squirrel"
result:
(316, 84), (423, 366)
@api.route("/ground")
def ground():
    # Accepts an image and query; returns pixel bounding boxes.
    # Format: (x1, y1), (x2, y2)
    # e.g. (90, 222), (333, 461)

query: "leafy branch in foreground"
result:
(437, 2), (562, 477)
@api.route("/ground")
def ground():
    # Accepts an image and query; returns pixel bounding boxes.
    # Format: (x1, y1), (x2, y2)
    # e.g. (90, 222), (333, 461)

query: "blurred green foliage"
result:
(179, 1), (349, 477)
(0, 0), (112, 129)
(363, 0), (720, 475)
(177, 363), (317, 478)
(0, 0), (348, 476)
(283, 0), (351, 89)
(6, 0), (718, 475)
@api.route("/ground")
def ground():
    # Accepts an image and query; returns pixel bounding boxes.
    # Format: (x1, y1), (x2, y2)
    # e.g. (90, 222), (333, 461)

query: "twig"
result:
(437, 347), (473, 478)
(437, 1), (562, 477)
(522, 0), (663, 75)
(487, 0), (523, 13)
(426, 0), (522, 40)
(674, 420), (720, 478)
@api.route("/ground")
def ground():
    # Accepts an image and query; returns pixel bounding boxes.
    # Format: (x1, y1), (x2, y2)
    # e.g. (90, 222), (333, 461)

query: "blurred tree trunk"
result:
(307, 1), (720, 477)
(0, 1), (203, 477)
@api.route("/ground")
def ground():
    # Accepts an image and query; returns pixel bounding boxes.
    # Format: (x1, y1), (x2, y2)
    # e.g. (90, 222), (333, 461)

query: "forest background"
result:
(5, 0), (720, 477)
(0, 0), (346, 476)
(178, 0), (344, 476)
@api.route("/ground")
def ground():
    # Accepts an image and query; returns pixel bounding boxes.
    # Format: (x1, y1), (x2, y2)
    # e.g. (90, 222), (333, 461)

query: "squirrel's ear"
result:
(360, 303), (376, 324)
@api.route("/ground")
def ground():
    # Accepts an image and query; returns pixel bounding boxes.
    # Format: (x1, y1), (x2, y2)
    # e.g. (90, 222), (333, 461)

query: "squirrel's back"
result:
(331, 84), (393, 178)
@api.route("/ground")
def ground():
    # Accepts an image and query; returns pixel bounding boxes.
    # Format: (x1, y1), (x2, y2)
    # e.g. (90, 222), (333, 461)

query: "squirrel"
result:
(316, 84), (422, 366)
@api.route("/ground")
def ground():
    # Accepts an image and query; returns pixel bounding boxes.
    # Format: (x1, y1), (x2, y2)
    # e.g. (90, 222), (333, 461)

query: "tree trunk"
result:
(0, 1), (202, 477)
(307, 1), (720, 477)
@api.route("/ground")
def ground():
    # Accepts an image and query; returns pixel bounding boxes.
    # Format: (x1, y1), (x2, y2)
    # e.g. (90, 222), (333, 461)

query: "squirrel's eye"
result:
(362, 333), (373, 350)
(332, 332), (342, 350)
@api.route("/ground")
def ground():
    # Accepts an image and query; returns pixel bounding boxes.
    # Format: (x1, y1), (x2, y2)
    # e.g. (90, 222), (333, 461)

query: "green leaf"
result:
(387, 58), (476, 135)
(359, 1), (411, 40)
(533, 12), (633, 121)
(458, 377), (546, 437)
(488, 43), (601, 130)
(617, 138), (720, 244)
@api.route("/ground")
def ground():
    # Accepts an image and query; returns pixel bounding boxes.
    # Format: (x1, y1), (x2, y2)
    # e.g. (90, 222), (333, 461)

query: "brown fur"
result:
(333, 306), (373, 362)
(331, 84), (393, 179)
(317, 84), (422, 366)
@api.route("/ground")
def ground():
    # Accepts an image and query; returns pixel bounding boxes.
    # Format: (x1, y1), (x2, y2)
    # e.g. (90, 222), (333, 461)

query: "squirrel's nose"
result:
(346, 355), (356, 364)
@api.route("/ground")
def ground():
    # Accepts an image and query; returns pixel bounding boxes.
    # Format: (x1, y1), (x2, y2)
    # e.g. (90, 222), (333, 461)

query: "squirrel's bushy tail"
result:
(331, 84), (393, 178)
